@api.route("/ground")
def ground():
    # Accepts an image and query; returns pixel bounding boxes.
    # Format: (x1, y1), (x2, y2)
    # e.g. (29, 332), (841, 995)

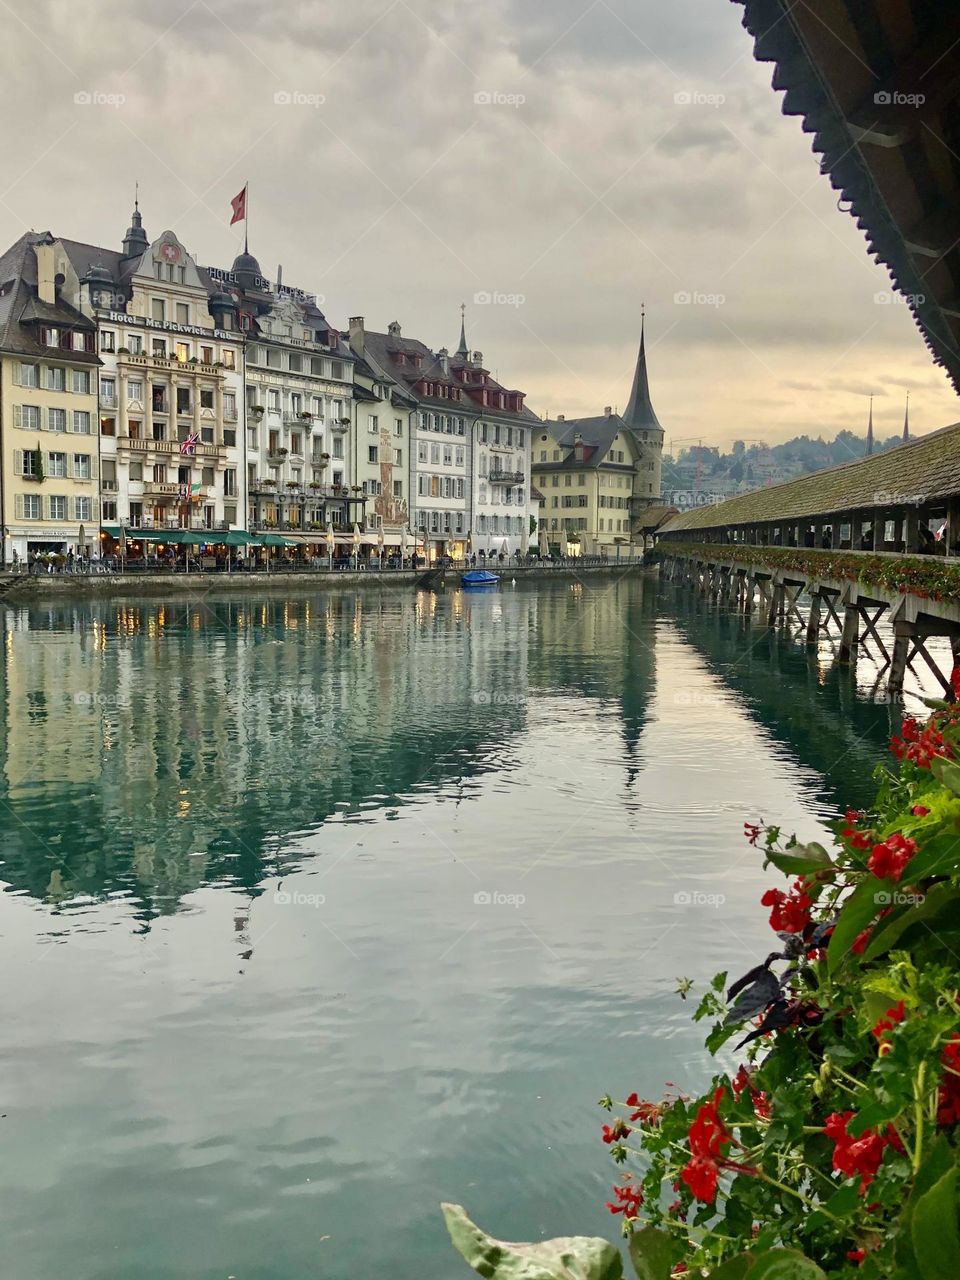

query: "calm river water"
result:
(0, 575), (910, 1278)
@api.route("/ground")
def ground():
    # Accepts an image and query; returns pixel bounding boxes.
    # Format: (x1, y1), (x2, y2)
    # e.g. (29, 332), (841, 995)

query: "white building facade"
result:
(57, 208), (246, 535)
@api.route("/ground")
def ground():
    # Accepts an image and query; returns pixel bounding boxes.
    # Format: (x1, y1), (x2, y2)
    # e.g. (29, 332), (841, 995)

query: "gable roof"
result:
(0, 232), (98, 361)
(532, 414), (641, 470)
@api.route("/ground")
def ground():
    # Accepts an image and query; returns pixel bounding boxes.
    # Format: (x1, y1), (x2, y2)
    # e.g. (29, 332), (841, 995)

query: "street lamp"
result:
(377, 529), (384, 571)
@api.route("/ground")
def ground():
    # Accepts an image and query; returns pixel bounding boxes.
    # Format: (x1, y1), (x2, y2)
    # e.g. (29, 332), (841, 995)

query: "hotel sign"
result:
(99, 310), (233, 342)
(204, 266), (317, 304)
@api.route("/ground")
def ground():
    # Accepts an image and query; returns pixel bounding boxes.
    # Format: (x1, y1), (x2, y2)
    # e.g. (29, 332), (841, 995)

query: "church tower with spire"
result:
(121, 193), (149, 264)
(866, 395), (875, 457)
(621, 308), (665, 506)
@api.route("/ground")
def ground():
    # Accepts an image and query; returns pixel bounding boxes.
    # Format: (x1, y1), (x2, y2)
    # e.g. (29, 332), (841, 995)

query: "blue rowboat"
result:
(461, 570), (500, 587)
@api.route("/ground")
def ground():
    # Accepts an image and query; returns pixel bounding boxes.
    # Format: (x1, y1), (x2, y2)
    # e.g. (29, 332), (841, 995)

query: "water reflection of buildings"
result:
(0, 589), (531, 917)
(525, 576), (659, 773)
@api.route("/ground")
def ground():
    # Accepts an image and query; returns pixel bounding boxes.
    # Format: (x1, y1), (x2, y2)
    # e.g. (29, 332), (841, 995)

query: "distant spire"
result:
(866, 395), (874, 456)
(456, 302), (469, 357)
(903, 392), (910, 442)
(622, 305), (663, 433)
(122, 187), (148, 260)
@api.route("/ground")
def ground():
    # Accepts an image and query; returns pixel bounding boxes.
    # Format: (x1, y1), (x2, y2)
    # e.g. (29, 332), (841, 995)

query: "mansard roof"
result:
(362, 326), (538, 421)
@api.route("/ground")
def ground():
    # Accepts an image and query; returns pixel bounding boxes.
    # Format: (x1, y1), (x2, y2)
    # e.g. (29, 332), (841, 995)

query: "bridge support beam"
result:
(839, 587), (860, 663)
(806, 584), (822, 644)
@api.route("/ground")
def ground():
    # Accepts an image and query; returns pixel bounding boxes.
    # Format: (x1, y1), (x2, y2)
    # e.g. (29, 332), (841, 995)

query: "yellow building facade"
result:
(0, 234), (100, 565)
(532, 417), (643, 554)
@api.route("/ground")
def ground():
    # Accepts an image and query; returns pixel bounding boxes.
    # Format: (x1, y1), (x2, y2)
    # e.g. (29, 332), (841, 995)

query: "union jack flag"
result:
(180, 430), (200, 456)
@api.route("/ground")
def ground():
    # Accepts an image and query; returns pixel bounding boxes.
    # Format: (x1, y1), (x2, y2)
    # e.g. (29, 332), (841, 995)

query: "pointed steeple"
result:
(121, 187), (149, 260)
(866, 395), (874, 456)
(622, 306), (663, 433)
(903, 393), (910, 443)
(456, 302), (469, 357)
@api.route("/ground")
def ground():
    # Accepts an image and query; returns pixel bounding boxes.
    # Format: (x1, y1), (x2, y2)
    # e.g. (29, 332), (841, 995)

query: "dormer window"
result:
(43, 327), (59, 347)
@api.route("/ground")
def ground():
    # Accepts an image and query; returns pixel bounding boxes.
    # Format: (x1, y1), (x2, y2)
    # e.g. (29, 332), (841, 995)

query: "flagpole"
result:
(244, 181), (249, 254)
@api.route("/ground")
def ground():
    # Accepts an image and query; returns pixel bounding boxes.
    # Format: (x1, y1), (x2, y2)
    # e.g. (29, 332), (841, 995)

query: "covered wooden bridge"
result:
(657, 426), (960, 700)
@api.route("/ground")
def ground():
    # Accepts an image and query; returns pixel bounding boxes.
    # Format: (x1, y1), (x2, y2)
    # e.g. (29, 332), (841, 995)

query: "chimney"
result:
(35, 240), (57, 304)
(472, 350), (483, 367)
(348, 316), (364, 355)
(438, 346), (449, 375)
(387, 320), (402, 339)
(604, 405), (612, 417)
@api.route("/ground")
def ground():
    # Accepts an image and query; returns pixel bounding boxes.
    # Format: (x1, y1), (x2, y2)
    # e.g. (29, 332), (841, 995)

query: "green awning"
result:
(256, 533), (296, 548)
(216, 530), (254, 547)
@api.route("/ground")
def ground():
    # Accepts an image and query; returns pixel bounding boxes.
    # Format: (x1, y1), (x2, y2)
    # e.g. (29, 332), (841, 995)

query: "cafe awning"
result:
(254, 533), (297, 548)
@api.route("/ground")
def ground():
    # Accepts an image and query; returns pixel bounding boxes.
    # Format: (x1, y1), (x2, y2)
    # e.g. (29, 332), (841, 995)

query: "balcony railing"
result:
(488, 469), (525, 484)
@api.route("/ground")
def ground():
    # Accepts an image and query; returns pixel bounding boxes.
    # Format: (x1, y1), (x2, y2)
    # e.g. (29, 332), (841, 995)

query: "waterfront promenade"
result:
(0, 555), (649, 601)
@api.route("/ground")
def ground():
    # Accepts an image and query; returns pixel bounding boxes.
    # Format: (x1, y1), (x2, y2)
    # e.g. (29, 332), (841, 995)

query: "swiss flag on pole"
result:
(230, 185), (247, 226)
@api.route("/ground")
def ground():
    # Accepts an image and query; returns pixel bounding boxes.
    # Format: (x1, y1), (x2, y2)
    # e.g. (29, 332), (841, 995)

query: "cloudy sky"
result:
(1, 0), (956, 450)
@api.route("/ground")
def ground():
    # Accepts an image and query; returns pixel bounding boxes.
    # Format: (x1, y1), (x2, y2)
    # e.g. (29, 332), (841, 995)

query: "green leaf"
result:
(828, 879), (882, 974)
(846, 1093), (904, 1136)
(746, 1250), (827, 1280)
(441, 1204), (624, 1280)
(627, 1226), (673, 1280)
(707, 1254), (756, 1279)
(765, 843), (833, 876)
(896, 1137), (956, 1273)
(864, 882), (960, 961)
(931, 756), (960, 799)
(911, 1167), (960, 1280)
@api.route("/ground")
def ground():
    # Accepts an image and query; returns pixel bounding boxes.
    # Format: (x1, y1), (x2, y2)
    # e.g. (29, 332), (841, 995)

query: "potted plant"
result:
(278, 447), (289, 457)
(262, 479), (276, 489)
(320, 452), (330, 460)
(117, 345), (130, 355)
(308, 482), (322, 491)
(250, 405), (265, 417)
(299, 411), (312, 421)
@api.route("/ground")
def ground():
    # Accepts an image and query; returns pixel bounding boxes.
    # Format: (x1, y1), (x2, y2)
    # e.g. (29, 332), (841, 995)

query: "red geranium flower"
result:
(867, 833), (917, 883)
(891, 717), (951, 768)
(605, 1181), (643, 1217)
(625, 1093), (661, 1124)
(744, 822), (762, 846)
(761, 879), (813, 933)
(680, 1155), (718, 1202)
(911, 805), (931, 817)
(824, 1111), (901, 1192)
(601, 1119), (629, 1144)
(937, 1034), (960, 1127)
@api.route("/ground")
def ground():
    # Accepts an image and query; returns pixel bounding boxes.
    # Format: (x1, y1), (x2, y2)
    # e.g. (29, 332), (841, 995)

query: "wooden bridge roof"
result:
(735, 0), (960, 394)
(660, 420), (960, 533)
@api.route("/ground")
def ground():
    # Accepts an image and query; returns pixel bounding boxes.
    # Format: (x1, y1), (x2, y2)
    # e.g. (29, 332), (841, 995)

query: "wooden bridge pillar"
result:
(806, 585), (822, 645)
(839, 587), (860, 663)
(889, 622), (910, 700)
(767, 572), (784, 627)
